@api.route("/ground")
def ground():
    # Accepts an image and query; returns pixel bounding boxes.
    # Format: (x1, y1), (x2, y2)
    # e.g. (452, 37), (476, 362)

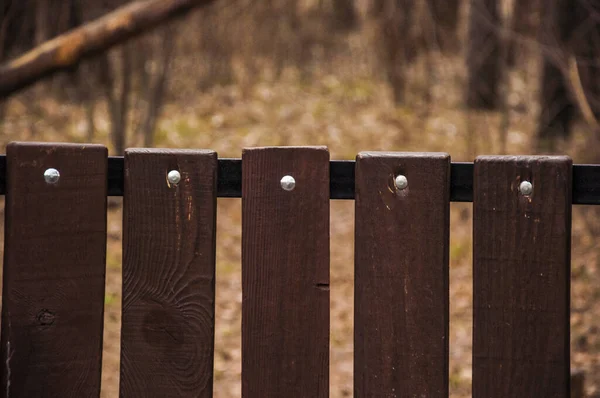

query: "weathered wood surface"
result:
(241, 146), (330, 397)
(571, 369), (586, 398)
(0, 0), (217, 99)
(354, 152), (450, 397)
(120, 149), (217, 397)
(1, 142), (108, 397)
(473, 155), (572, 397)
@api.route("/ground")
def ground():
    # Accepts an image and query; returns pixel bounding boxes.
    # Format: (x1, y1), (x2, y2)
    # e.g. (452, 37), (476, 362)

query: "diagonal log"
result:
(0, 0), (217, 99)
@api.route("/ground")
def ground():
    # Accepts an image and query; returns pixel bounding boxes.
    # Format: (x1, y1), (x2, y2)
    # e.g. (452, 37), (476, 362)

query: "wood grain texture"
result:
(120, 149), (217, 397)
(354, 152), (450, 398)
(241, 146), (330, 398)
(0, 142), (108, 397)
(473, 155), (572, 398)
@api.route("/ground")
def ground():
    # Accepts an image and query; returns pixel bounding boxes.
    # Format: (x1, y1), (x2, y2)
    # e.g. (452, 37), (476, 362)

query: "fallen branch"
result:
(0, 0), (217, 99)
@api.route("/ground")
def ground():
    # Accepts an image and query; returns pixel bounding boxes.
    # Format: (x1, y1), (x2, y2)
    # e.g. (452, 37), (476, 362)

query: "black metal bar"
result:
(450, 163), (473, 202)
(0, 155), (599, 204)
(573, 165), (600, 205)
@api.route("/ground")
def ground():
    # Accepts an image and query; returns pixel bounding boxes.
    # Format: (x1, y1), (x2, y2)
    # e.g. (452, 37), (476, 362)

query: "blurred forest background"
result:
(2, 0), (600, 397)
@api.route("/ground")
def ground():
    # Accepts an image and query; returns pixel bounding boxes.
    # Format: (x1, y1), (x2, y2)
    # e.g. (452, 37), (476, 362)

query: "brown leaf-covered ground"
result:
(1, 53), (600, 397)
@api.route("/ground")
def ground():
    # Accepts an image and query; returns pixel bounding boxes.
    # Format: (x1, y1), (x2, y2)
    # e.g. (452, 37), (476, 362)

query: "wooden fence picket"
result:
(1, 142), (108, 397)
(120, 149), (218, 397)
(473, 156), (572, 397)
(354, 152), (450, 398)
(241, 146), (330, 397)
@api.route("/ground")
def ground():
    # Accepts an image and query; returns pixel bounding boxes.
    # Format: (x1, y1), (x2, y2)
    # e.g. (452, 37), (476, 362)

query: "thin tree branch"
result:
(0, 0), (218, 99)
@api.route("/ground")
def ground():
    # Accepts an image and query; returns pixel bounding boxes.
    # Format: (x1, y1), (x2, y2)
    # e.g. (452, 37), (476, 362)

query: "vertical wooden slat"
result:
(241, 146), (329, 397)
(120, 149), (217, 397)
(1, 142), (108, 397)
(354, 152), (450, 397)
(473, 156), (572, 397)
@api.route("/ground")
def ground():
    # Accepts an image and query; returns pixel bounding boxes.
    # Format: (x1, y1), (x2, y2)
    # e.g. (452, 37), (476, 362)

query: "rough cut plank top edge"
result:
(242, 146), (329, 153)
(125, 148), (217, 155)
(357, 151), (450, 160)
(7, 141), (108, 150)
(475, 155), (573, 163)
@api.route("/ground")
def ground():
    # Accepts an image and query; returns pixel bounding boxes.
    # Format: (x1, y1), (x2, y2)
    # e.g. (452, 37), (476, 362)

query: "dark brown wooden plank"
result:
(120, 149), (217, 397)
(0, 142), (108, 398)
(241, 146), (329, 397)
(473, 155), (572, 398)
(354, 152), (450, 397)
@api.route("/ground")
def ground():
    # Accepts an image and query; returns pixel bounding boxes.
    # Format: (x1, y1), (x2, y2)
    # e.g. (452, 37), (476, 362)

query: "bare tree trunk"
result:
(76, 60), (97, 143)
(35, 0), (51, 94)
(140, 27), (176, 148)
(332, 0), (358, 31)
(274, 0), (301, 77)
(35, 0), (50, 46)
(101, 47), (132, 155)
(507, 0), (540, 67)
(536, 0), (576, 148)
(538, 63), (575, 148)
(115, 47), (131, 155)
(466, 0), (501, 109)
(197, 6), (233, 88)
(425, 0), (460, 53)
(85, 99), (95, 142)
(1, 1), (35, 57)
(377, 0), (415, 104)
(498, 11), (511, 154)
(0, 1), (15, 130)
(573, 1), (600, 122)
(0, 2), (11, 57)
(369, 0), (385, 18)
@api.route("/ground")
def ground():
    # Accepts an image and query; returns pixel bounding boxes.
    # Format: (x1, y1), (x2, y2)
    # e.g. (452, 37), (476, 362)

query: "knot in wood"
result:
(37, 309), (55, 326)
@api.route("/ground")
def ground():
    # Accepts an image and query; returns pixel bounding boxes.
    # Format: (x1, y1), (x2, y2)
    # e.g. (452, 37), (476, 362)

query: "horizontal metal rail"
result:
(0, 156), (599, 204)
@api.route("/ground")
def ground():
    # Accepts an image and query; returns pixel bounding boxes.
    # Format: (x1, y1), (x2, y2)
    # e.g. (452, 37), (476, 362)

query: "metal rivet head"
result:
(395, 174), (408, 190)
(167, 170), (181, 186)
(519, 180), (533, 196)
(44, 168), (60, 184)
(280, 175), (296, 191)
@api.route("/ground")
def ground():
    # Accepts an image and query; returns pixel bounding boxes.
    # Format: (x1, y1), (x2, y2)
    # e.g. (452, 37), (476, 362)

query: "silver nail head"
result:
(280, 175), (296, 191)
(519, 180), (533, 196)
(167, 170), (181, 186)
(395, 174), (408, 190)
(44, 168), (60, 184)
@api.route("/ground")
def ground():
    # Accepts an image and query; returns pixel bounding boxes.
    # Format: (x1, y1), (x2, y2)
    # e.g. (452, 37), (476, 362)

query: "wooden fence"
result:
(0, 141), (596, 397)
